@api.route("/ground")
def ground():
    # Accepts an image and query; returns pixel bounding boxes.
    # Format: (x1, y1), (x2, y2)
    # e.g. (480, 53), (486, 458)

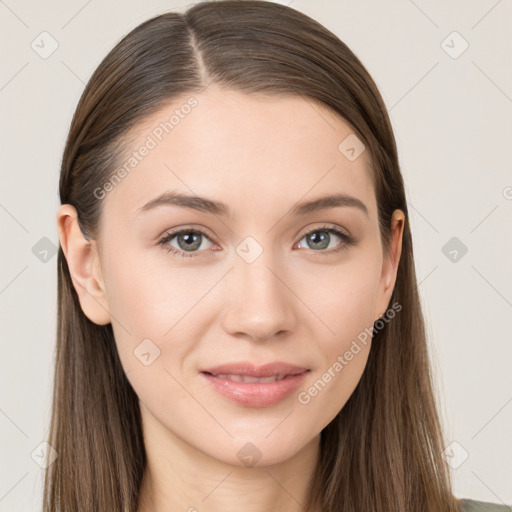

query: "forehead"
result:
(102, 86), (376, 225)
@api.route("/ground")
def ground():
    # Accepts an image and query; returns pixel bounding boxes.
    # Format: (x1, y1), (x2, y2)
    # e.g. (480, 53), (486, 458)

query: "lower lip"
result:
(200, 371), (310, 408)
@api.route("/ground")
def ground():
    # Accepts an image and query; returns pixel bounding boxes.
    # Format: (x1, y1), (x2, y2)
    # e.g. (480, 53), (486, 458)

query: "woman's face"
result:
(61, 86), (403, 467)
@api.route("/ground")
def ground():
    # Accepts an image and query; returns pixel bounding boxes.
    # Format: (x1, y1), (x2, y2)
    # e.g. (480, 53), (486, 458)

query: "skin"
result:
(57, 85), (404, 512)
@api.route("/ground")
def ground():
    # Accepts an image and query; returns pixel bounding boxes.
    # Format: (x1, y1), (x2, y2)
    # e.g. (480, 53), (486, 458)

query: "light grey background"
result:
(1, 0), (511, 510)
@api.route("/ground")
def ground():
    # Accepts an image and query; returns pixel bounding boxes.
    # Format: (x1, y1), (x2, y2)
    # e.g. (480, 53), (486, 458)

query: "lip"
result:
(201, 361), (309, 378)
(200, 362), (310, 408)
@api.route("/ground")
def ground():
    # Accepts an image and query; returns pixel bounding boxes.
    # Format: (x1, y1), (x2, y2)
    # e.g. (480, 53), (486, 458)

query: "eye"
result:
(158, 228), (215, 258)
(158, 224), (356, 258)
(295, 225), (355, 254)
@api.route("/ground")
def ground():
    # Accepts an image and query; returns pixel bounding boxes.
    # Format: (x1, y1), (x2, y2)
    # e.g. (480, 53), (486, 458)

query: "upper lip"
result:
(201, 362), (309, 377)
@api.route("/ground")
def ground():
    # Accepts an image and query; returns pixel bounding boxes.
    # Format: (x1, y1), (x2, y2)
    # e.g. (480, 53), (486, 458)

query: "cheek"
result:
(293, 253), (381, 348)
(105, 249), (213, 333)
(103, 250), (221, 375)
(291, 254), (380, 417)
(294, 266), (378, 429)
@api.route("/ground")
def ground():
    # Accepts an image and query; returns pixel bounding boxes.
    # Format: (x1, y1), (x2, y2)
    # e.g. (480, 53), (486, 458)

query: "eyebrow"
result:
(137, 190), (369, 218)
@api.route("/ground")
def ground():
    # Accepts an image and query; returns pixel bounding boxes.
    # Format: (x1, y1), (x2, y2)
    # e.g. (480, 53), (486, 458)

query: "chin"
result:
(204, 432), (314, 469)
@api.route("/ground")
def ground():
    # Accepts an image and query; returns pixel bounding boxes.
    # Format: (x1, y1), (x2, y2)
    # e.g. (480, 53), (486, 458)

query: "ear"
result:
(56, 204), (111, 325)
(374, 209), (405, 322)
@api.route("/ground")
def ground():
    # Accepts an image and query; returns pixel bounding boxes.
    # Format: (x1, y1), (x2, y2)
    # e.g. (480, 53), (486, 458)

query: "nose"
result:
(220, 250), (297, 342)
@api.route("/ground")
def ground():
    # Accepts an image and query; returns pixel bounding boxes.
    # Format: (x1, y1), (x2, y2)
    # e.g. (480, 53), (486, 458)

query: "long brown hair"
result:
(45, 1), (461, 510)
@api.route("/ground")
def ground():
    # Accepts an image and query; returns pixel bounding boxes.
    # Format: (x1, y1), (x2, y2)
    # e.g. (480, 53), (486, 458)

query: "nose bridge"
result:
(221, 239), (295, 340)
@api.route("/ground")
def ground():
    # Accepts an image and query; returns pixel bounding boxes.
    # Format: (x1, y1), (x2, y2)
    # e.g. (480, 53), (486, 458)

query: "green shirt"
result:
(459, 499), (512, 511)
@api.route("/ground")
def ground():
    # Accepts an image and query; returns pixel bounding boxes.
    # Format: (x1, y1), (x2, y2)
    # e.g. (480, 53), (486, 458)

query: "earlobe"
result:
(56, 204), (111, 326)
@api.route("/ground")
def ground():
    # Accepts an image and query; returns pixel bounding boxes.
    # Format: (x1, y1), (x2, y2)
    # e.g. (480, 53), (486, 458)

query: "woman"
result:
(47, 1), (510, 511)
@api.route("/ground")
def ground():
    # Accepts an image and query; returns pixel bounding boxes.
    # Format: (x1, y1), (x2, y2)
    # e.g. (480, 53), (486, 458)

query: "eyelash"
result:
(158, 225), (356, 259)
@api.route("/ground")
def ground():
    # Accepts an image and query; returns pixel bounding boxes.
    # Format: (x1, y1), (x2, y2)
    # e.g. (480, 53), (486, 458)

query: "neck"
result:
(136, 404), (322, 512)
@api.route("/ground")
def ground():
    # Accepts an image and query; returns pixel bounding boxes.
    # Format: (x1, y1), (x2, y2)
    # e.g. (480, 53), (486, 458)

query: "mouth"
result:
(201, 372), (291, 383)
(199, 362), (310, 407)
(200, 361), (309, 378)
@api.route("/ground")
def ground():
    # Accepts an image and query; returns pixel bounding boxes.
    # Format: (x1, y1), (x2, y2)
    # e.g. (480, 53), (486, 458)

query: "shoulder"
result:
(459, 498), (512, 511)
